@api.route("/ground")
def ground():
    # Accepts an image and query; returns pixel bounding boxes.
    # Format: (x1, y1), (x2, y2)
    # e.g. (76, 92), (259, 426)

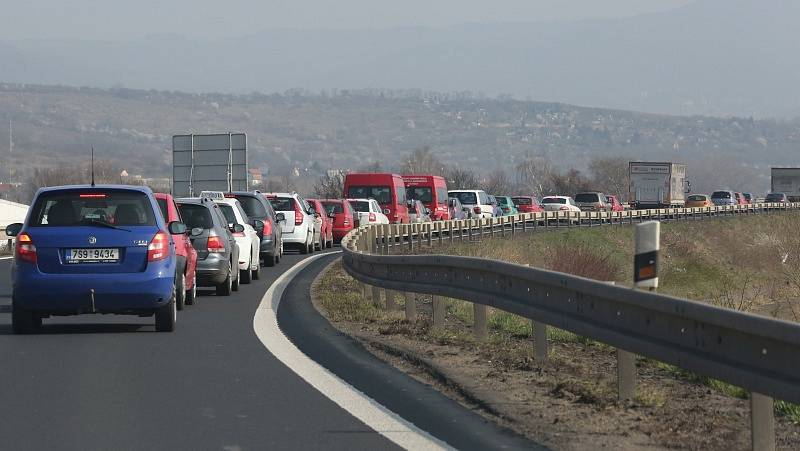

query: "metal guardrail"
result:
(340, 202), (800, 451)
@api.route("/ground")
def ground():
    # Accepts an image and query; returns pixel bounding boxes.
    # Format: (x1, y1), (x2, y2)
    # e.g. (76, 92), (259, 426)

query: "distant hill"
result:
(0, 83), (798, 195)
(0, 0), (798, 117)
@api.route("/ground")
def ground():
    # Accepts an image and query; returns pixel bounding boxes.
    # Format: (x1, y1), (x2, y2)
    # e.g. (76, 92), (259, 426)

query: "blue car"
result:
(5, 185), (185, 333)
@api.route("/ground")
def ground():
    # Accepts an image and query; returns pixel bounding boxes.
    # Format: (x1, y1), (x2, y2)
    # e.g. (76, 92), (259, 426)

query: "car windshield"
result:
(349, 201), (370, 212)
(218, 204), (240, 225)
(406, 187), (433, 203)
(542, 197), (566, 204)
(347, 186), (392, 204)
(575, 193), (601, 203)
(512, 197), (532, 205)
(268, 197), (295, 211)
(450, 192), (477, 205)
(711, 191), (731, 198)
(235, 195), (267, 219)
(322, 202), (344, 215)
(177, 203), (214, 229)
(30, 190), (157, 227)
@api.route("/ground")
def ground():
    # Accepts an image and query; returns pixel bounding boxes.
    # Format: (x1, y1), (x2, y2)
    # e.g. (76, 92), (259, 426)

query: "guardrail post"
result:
(511, 216), (516, 236)
(427, 223), (433, 247)
(473, 304), (488, 340)
(532, 320), (548, 361)
(407, 224), (413, 252)
(468, 219), (473, 241)
(522, 214), (527, 232)
(750, 392), (775, 451)
(449, 221), (454, 244)
(432, 295), (445, 329)
(437, 222), (443, 244)
(405, 292), (417, 322)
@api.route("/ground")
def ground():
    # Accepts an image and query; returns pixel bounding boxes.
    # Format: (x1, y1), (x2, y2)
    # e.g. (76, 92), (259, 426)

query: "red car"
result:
(606, 195), (624, 212)
(155, 193), (198, 310)
(511, 196), (544, 213)
(734, 192), (748, 205)
(320, 199), (358, 243)
(307, 199), (334, 249)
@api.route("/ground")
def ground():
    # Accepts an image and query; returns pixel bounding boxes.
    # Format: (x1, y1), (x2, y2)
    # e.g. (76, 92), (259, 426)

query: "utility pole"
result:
(7, 119), (12, 184)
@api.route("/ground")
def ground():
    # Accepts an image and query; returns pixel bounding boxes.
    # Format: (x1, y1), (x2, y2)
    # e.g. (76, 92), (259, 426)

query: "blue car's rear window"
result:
(29, 190), (157, 227)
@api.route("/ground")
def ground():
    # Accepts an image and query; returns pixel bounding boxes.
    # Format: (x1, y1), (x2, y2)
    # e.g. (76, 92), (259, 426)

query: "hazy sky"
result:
(3, 0), (693, 40)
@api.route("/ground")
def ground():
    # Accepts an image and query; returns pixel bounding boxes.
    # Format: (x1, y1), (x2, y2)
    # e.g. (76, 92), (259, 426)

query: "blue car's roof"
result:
(36, 184), (155, 195)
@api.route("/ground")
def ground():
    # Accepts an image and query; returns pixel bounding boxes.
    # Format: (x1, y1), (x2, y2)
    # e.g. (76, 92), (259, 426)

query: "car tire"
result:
(252, 261), (261, 280)
(216, 268), (233, 296)
(232, 267), (240, 292)
(185, 274), (196, 305)
(12, 303), (41, 334)
(264, 253), (276, 267)
(155, 284), (176, 332)
(241, 267), (252, 284)
(300, 239), (309, 254)
(175, 272), (186, 311)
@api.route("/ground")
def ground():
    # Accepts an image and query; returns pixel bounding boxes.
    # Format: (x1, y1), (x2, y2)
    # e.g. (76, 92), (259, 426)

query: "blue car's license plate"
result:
(67, 248), (120, 263)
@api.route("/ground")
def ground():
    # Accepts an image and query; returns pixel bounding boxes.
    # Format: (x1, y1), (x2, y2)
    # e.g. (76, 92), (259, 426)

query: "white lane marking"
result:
(253, 252), (451, 451)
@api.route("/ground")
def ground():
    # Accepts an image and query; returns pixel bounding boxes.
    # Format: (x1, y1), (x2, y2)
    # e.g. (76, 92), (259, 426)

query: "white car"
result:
(213, 197), (262, 284)
(540, 196), (582, 212)
(266, 192), (321, 254)
(448, 190), (494, 219)
(348, 198), (390, 225)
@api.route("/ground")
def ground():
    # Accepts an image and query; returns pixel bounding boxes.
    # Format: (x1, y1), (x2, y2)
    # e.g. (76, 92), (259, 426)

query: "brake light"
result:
(207, 234), (226, 253)
(79, 193), (106, 198)
(559, 206), (570, 211)
(262, 220), (272, 236)
(294, 201), (303, 225)
(224, 194), (236, 198)
(147, 231), (170, 262)
(15, 233), (37, 264)
(473, 206), (481, 214)
(369, 212), (376, 222)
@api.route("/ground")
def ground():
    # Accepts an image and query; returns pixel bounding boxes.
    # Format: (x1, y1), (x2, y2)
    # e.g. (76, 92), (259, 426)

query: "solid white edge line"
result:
(253, 252), (451, 451)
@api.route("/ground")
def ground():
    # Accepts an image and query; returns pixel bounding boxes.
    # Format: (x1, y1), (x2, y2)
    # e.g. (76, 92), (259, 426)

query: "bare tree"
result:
(400, 146), (446, 175)
(550, 168), (591, 196)
(515, 157), (556, 197)
(445, 167), (479, 190)
(358, 161), (383, 172)
(589, 157), (629, 200)
(313, 171), (345, 199)
(480, 169), (513, 195)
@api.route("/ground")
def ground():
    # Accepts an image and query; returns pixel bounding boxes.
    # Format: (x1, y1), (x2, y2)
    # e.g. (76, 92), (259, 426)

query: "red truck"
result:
(402, 175), (450, 221)
(155, 193), (198, 310)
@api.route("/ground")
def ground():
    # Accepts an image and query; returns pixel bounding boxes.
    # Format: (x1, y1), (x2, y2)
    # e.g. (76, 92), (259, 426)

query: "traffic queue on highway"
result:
(2, 170), (791, 334)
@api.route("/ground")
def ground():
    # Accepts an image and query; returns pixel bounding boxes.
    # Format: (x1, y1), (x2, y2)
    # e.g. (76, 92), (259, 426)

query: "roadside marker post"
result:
(617, 221), (661, 402)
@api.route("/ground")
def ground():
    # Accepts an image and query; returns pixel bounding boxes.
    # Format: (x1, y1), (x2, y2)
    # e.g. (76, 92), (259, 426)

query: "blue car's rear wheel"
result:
(155, 284), (176, 332)
(12, 302), (41, 335)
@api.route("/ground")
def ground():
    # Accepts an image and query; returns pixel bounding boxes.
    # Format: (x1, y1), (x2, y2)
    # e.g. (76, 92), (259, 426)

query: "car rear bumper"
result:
(282, 225), (309, 245)
(259, 237), (277, 256)
(12, 262), (174, 313)
(333, 228), (352, 242)
(196, 253), (230, 286)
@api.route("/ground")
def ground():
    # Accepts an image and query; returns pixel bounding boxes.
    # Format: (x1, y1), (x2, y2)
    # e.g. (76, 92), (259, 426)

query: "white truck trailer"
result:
(771, 167), (800, 202)
(629, 162), (688, 209)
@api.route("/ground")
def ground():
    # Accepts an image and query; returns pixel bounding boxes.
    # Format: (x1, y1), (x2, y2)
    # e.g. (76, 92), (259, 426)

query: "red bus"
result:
(343, 173), (409, 224)
(402, 175), (450, 221)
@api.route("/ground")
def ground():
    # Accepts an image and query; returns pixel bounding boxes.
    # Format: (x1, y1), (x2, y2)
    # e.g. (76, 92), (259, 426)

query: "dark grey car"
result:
(229, 191), (284, 267)
(176, 197), (241, 296)
(574, 192), (610, 212)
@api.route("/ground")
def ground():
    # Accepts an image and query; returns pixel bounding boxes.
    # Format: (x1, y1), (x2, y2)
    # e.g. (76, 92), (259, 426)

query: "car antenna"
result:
(90, 146), (95, 187)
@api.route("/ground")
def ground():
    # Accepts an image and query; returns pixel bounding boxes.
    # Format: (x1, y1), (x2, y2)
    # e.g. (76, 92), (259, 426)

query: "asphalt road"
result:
(0, 252), (541, 450)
